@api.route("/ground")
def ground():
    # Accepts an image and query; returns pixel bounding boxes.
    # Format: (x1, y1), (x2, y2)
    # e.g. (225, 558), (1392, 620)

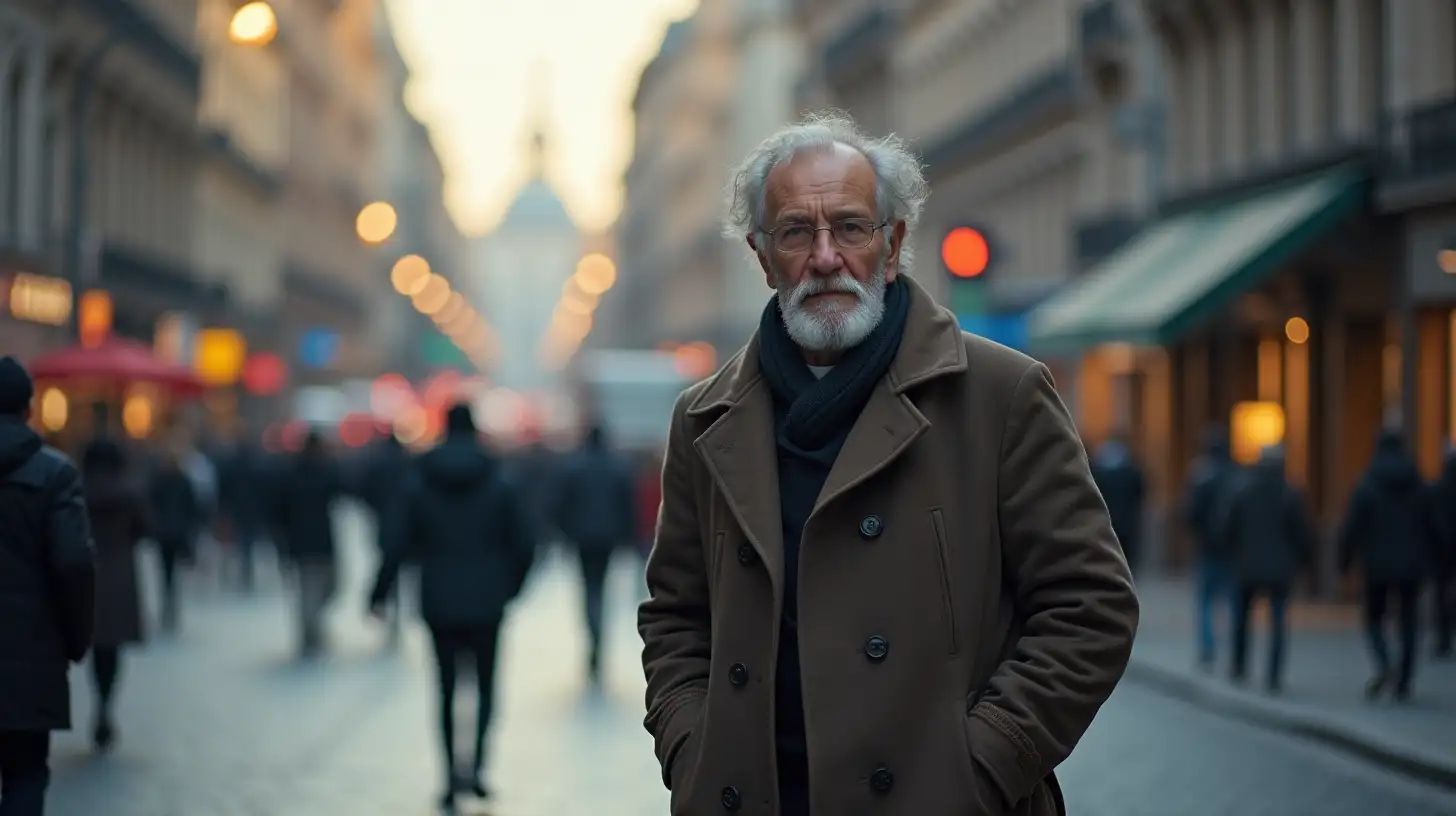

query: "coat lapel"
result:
(690, 342), (786, 596)
(815, 379), (928, 514)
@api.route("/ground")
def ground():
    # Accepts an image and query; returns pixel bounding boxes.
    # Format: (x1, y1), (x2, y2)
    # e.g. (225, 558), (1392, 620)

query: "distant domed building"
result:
(472, 96), (580, 392)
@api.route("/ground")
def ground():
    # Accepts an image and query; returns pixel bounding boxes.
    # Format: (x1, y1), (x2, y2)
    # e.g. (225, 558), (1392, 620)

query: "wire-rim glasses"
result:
(766, 218), (889, 253)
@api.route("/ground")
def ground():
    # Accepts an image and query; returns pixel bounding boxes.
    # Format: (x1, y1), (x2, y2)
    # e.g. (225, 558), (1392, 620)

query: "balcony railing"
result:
(1382, 97), (1456, 182)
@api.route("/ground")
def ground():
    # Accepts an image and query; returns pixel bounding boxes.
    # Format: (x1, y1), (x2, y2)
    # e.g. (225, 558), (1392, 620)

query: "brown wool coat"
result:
(639, 277), (1139, 815)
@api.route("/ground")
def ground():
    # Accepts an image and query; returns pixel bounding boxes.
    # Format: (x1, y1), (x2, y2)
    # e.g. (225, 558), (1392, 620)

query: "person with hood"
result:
(368, 403), (535, 811)
(1338, 429), (1438, 700)
(1181, 427), (1241, 668)
(79, 439), (148, 752)
(272, 429), (345, 658)
(148, 438), (203, 634)
(553, 423), (639, 684)
(1217, 444), (1314, 693)
(1090, 436), (1147, 574)
(1428, 445), (1456, 658)
(0, 356), (95, 815)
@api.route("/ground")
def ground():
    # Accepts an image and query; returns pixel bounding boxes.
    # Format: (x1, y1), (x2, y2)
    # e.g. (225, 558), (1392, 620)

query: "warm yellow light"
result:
(573, 253), (617, 295)
(229, 1), (278, 47)
(391, 254), (431, 296)
(412, 274), (452, 315)
(122, 395), (154, 439)
(194, 328), (247, 387)
(1230, 401), (1285, 465)
(1284, 316), (1310, 345)
(356, 201), (398, 245)
(39, 388), (67, 432)
(7, 273), (71, 326)
(432, 292), (467, 326)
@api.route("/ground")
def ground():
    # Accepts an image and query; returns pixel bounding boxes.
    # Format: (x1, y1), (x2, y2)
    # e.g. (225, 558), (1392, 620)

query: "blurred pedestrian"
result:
(510, 429), (561, 558)
(360, 431), (413, 648)
(368, 403), (535, 810)
(273, 430), (345, 658)
(216, 422), (270, 593)
(1180, 427), (1241, 669)
(1427, 445), (1456, 659)
(1090, 436), (1147, 575)
(1338, 429), (1439, 701)
(79, 438), (149, 752)
(1217, 444), (1313, 694)
(554, 423), (637, 684)
(0, 356), (95, 815)
(149, 439), (203, 634)
(639, 113), (1137, 816)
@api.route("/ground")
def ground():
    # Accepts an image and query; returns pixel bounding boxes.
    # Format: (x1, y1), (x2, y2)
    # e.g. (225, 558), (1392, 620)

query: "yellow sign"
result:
(7, 273), (72, 326)
(194, 329), (247, 387)
(78, 290), (112, 348)
(1230, 401), (1285, 465)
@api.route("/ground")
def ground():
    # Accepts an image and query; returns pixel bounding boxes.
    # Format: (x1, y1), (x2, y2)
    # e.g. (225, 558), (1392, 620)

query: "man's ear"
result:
(883, 220), (907, 283)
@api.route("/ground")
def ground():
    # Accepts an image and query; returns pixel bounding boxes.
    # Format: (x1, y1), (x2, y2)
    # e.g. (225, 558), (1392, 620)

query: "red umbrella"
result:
(28, 338), (206, 397)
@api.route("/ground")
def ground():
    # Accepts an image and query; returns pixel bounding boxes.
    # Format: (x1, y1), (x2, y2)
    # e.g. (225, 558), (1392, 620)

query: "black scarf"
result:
(757, 277), (910, 452)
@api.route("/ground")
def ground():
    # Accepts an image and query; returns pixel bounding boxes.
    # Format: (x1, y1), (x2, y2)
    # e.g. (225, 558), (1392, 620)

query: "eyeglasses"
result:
(766, 218), (889, 253)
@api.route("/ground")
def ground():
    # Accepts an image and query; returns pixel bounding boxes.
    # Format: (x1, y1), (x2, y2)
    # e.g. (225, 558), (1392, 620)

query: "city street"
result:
(41, 508), (1456, 816)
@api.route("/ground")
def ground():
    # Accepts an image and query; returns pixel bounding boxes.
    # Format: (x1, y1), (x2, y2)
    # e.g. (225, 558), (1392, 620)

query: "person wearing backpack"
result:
(368, 402), (535, 812)
(0, 356), (96, 815)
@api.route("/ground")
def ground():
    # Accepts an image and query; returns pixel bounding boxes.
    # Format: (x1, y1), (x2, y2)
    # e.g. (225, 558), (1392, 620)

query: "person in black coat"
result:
(0, 357), (95, 815)
(1181, 427), (1241, 668)
(273, 430), (346, 658)
(1217, 444), (1314, 693)
(360, 433), (413, 647)
(1090, 436), (1147, 574)
(80, 439), (148, 753)
(369, 403), (534, 811)
(553, 423), (638, 684)
(1338, 429), (1439, 701)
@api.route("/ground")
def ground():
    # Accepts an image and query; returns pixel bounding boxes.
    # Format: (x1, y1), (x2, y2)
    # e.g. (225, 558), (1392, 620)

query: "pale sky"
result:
(383, 0), (699, 236)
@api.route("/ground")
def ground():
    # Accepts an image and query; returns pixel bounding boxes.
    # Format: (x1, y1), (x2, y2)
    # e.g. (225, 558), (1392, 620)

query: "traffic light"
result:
(942, 226), (991, 279)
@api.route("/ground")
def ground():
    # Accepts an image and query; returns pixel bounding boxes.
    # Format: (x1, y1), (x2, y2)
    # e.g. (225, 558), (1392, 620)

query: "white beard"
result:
(776, 259), (887, 353)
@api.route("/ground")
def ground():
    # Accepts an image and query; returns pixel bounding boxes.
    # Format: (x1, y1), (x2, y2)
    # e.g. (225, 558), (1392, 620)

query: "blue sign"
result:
(299, 328), (340, 369)
(958, 312), (1028, 351)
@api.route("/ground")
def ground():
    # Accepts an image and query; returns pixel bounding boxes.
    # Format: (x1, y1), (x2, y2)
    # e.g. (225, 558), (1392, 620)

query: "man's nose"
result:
(807, 230), (840, 273)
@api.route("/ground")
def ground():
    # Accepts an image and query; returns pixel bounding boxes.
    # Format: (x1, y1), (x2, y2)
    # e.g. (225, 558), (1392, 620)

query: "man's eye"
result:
(779, 226), (811, 238)
(840, 222), (869, 236)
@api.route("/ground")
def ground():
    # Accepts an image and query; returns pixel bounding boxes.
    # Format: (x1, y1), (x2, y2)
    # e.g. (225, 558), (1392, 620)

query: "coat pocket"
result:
(930, 508), (960, 655)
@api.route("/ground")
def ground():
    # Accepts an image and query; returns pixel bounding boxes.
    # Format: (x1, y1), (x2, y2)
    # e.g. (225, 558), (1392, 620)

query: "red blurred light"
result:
(942, 227), (990, 279)
(281, 420), (308, 452)
(338, 413), (375, 448)
(241, 352), (287, 396)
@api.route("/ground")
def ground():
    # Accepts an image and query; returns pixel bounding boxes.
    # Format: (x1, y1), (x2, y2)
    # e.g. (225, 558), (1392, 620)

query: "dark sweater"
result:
(771, 395), (851, 815)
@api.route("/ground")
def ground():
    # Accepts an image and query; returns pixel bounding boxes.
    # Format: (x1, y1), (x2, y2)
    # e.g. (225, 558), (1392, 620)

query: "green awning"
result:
(1027, 166), (1366, 355)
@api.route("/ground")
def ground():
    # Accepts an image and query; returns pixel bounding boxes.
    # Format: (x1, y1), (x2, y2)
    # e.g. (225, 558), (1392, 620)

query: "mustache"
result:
(786, 274), (867, 308)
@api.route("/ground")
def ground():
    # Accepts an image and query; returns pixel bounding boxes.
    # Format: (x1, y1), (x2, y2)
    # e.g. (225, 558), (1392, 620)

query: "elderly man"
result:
(638, 113), (1138, 815)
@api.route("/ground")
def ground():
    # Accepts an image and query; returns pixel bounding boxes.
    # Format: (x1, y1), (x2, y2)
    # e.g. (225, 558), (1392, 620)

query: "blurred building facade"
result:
(0, 0), (60, 359)
(1380, 2), (1456, 488)
(605, 0), (803, 353)
(1025, 0), (1392, 585)
(373, 3), (469, 380)
(474, 110), (580, 392)
(275, 0), (388, 384)
(193, 0), (289, 374)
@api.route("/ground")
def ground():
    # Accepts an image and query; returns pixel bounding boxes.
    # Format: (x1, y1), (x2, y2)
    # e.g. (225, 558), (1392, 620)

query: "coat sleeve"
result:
(46, 460), (97, 663)
(637, 390), (712, 789)
(970, 363), (1139, 806)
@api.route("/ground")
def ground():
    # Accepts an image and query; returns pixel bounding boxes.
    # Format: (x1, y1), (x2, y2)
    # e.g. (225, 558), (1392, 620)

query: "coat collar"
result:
(685, 274), (968, 601)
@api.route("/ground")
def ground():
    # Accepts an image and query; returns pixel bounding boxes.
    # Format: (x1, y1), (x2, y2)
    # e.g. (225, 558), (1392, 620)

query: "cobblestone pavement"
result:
(40, 511), (1456, 815)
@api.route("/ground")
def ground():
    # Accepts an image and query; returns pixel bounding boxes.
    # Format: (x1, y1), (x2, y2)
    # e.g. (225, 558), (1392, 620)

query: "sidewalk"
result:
(1127, 578), (1456, 789)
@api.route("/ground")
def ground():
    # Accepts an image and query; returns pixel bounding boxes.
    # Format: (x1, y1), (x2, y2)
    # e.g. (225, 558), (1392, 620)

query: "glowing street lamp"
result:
(229, 2), (279, 47)
(356, 201), (398, 245)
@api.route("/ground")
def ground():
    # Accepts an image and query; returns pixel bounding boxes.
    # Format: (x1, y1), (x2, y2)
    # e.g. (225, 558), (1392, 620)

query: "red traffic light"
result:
(942, 227), (990, 279)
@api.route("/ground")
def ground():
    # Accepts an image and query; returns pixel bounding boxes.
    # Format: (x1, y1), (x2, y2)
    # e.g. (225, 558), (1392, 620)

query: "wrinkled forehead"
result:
(762, 143), (877, 222)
